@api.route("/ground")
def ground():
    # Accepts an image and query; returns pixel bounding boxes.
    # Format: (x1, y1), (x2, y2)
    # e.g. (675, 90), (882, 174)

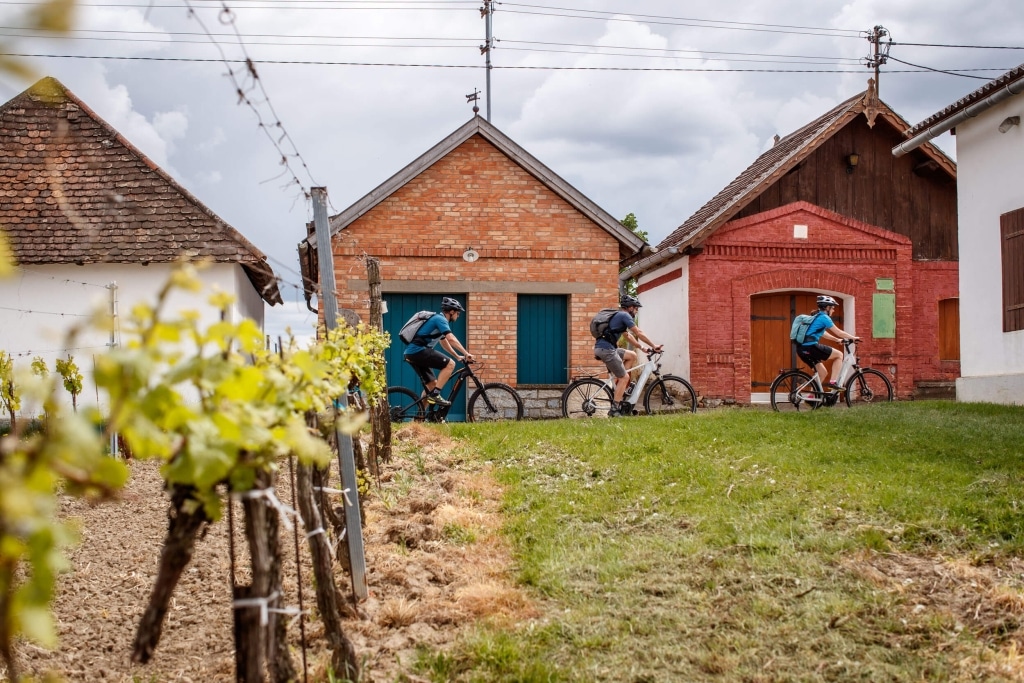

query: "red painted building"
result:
(624, 83), (960, 403)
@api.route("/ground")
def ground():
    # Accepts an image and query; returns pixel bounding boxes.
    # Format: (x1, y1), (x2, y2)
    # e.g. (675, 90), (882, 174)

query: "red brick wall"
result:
(330, 134), (622, 384)
(685, 202), (957, 401)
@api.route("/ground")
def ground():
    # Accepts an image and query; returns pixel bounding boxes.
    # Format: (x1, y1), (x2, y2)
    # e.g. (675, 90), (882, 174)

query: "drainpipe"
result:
(618, 246), (681, 295)
(893, 76), (1024, 156)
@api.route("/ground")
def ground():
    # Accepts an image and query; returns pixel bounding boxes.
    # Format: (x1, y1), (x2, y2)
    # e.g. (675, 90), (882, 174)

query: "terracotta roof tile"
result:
(0, 77), (281, 305)
(905, 62), (1024, 137)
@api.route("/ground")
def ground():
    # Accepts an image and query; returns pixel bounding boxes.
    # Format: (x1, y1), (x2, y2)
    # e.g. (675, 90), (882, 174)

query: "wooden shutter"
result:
(1002, 208), (1024, 333)
(938, 298), (960, 361)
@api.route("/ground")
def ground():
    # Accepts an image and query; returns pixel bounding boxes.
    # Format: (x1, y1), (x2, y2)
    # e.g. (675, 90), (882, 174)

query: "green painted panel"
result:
(382, 293), (468, 421)
(873, 293), (896, 338)
(517, 295), (568, 384)
(875, 278), (894, 291)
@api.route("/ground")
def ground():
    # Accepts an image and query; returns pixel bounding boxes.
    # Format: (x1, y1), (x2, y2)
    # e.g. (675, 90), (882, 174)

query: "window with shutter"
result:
(1001, 208), (1024, 333)
(938, 298), (960, 361)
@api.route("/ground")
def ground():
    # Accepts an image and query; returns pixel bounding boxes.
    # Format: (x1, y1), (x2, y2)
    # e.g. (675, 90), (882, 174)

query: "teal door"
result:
(517, 294), (568, 384)
(383, 293), (468, 422)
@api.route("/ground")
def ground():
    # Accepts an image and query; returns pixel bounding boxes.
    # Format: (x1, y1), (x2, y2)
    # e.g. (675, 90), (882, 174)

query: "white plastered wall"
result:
(954, 95), (1024, 404)
(0, 262), (265, 413)
(635, 257), (690, 380)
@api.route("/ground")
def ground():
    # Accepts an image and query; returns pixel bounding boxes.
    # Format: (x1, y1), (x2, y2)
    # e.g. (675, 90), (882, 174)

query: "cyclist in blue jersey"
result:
(795, 295), (860, 391)
(404, 297), (474, 407)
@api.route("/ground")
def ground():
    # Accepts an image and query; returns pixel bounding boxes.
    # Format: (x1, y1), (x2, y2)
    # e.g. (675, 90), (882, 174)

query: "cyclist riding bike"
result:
(403, 297), (474, 407)
(795, 295), (861, 392)
(594, 294), (663, 417)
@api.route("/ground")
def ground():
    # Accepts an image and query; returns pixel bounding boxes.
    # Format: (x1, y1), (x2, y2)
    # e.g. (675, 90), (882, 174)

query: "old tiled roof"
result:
(905, 62), (1024, 137)
(0, 77), (281, 305)
(622, 87), (953, 277)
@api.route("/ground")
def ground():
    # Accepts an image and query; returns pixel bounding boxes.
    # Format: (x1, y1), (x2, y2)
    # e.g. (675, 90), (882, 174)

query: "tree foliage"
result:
(620, 212), (648, 297)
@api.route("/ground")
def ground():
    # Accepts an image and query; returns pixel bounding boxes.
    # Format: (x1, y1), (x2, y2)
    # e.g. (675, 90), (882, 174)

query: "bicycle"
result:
(561, 349), (697, 418)
(769, 339), (894, 412)
(386, 359), (524, 423)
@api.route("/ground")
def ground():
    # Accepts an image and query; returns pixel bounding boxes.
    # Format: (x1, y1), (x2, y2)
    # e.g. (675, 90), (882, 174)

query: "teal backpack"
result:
(789, 310), (823, 345)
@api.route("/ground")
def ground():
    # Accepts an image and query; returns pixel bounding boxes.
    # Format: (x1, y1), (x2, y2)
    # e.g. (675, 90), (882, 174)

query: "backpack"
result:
(590, 308), (620, 341)
(789, 310), (823, 345)
(399, 311), (436, 345)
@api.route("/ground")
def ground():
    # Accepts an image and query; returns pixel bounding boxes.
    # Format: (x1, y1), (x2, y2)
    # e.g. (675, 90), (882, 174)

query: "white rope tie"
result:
(232, 591), (280, 627)
(314, 485), (353, 507)
(234, 487), (302, 530)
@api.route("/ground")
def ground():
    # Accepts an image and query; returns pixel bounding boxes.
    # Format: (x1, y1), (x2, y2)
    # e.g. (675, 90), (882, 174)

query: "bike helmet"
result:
(440, 296), (465, 312)
(817, 295), (839, 308)
(619, 294), (643, 309)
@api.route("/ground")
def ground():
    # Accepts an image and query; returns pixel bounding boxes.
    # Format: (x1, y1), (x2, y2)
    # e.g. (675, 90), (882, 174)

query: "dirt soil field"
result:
(15, 424), (535, 682)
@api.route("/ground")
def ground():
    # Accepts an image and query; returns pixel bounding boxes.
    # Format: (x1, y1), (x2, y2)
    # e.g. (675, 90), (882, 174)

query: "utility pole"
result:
(865, 25), (890, 91)
(107, 281), (119, 456)
(481, 0), (493, 120)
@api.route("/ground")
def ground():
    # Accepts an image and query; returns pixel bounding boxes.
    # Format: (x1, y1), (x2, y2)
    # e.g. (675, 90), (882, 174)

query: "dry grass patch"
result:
(845, 550), (1024, 679)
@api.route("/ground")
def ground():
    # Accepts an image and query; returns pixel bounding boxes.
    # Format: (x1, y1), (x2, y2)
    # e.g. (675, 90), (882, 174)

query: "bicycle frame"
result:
(794, 340), (859, 404)
(594, 352), (660, 408)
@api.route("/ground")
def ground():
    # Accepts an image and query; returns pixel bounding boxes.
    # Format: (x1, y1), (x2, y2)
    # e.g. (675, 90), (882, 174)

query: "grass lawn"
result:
(406, 401), (1024, 682)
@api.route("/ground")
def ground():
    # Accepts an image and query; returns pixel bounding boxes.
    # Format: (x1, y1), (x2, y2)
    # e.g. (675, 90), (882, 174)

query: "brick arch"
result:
(733, 269), (865, 298)
(727, 269), (867, 401)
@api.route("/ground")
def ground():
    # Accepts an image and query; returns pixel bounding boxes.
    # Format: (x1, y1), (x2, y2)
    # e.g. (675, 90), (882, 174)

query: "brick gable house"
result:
(298, 116), (645, 420)
(0, 77), (280, 405)
(622, 83), (960, 403)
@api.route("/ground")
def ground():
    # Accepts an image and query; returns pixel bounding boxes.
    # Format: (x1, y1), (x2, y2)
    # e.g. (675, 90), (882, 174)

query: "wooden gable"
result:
(733, 113), (957, 260)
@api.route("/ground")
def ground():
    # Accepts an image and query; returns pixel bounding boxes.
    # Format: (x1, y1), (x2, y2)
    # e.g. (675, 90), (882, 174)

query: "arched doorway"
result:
(750, 292), (845, 395)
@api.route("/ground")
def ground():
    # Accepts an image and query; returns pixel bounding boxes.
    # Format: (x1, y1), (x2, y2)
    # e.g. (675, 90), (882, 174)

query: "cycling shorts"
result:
(796, 342), (834, 370)
(404, 348), (452, 385)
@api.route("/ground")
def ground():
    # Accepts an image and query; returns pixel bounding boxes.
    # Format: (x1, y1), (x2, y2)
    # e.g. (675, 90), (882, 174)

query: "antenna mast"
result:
(481, 0), (493, 120)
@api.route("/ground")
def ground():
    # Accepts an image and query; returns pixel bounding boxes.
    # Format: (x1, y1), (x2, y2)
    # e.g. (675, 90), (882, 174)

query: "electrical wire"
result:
(2, 52), (1010, 74)
(890, 41), (1024, 50)
(887, 55), (995, 80)
(497, 5), (862, 39)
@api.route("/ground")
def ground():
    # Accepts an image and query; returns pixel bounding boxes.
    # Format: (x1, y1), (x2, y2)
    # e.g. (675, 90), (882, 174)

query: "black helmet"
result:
(817, 295), (838, 308)
(620, 294), (642, 309)
(440, 296), (465, 312)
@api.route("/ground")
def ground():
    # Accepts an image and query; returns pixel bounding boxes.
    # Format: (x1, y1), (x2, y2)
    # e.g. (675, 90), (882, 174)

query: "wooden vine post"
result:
(366, 256), (391, 467)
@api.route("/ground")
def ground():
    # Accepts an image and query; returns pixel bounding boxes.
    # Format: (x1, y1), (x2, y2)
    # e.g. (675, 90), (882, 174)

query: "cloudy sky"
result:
(1, 0), (1020, 343)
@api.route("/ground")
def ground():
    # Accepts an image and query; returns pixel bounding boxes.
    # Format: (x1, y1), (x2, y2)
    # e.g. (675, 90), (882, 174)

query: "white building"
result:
(896, 64), (1024, 404)
(0, 77), (281, 412)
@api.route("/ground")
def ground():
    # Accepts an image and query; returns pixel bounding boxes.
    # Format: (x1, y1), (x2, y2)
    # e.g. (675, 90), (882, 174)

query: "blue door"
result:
(383, 293), (468, 422)
(517, 294), (568, 384)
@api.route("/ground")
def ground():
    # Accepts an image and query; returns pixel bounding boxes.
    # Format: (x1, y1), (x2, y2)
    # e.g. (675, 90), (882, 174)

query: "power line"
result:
(499, 39), (865, 63)
(497, 4), (863, 39)
(887, 55), (994, 80)
(3, 52), (1010, 74)
(890, 41), (1024, 50)
(0, 304), (93, 317)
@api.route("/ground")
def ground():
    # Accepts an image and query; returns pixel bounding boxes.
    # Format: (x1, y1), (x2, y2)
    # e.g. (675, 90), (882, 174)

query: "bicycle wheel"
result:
(386, 386), (424, 422)
(468, 383), (524, 422)
(561, 378), (614, 419)
(643, 375), (697, 415)
(844, 368), (894, 407)
(769, 370), (820, 412)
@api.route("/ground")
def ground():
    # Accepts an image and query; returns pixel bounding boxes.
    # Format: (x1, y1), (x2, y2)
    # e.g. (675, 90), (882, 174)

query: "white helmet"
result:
(817, 295), (838, 308)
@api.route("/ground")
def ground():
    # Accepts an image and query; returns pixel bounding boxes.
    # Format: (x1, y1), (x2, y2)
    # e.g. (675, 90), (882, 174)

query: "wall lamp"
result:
(845, 152), (860, 174)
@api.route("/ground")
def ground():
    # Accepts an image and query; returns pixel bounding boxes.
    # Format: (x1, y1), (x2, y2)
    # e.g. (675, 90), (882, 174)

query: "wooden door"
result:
(750, 292), (845, 389)
(383, 293), (468, 422)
